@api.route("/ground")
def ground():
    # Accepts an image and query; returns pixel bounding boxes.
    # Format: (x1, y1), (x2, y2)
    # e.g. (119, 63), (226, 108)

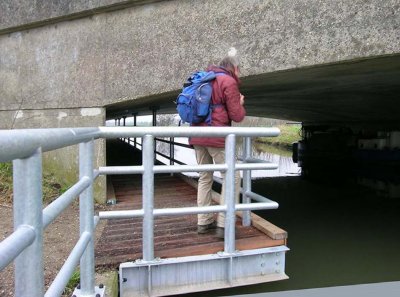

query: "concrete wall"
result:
(0, 0), (163, 31)
(1, 0), (399, 112)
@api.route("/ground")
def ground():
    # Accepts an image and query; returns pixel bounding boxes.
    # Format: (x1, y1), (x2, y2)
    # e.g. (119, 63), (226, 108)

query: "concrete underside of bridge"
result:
(107, 54), (400, 128)
(0, 0), (399, 202)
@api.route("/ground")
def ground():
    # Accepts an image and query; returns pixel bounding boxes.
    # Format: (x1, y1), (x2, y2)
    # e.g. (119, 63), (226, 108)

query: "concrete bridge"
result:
(1, 0), (399, 201)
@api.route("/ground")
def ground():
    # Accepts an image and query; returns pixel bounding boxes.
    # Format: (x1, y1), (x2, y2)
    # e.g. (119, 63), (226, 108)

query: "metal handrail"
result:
(0, 126), (280, 297)
(154, 136), (192, 149)
(99, 127), (280, 257)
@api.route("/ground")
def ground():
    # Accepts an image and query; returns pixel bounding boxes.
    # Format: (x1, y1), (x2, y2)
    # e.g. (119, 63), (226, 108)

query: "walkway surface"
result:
(95, 174), (285, 268)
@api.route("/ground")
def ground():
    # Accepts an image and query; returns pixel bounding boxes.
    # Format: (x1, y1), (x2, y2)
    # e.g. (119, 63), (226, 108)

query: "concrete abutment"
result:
(0, 108), (107, 203)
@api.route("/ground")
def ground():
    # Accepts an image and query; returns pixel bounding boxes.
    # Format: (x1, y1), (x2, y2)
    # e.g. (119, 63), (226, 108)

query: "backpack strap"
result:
(205, 72), (227, 125)
(211, 72), (227, 107)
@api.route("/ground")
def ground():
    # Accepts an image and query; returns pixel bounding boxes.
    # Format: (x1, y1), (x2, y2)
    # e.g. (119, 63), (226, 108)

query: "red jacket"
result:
(189, 66), (246, 148)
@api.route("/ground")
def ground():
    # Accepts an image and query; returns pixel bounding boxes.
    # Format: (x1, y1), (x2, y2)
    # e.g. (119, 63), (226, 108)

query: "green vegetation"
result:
(256, 124), (302, 149)
(0, 162), (13, 205)
(253, 142), (293, 157)
(63, 270), (80, 296)
(0, 162), (68, 205)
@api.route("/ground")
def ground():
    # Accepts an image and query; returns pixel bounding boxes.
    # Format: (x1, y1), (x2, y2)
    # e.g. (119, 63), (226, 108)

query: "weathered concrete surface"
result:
(1, 0), (399, 117)
(0, 0), (167, 33)
(0, 108), (106, 203)
(0, 107), (104, 129)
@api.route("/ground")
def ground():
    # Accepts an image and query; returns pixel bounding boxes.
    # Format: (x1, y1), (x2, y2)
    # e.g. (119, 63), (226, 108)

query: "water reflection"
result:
(238, 141), (301, 178)
(132, 137), (301, 178)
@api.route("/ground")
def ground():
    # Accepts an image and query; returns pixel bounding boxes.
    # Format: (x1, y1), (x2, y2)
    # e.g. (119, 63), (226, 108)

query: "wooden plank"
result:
(245, 212), (287, 240)
(156, 236), (285, 259)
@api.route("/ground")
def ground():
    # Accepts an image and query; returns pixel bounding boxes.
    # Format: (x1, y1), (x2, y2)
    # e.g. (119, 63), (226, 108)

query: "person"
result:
(189, 51), (246, 238)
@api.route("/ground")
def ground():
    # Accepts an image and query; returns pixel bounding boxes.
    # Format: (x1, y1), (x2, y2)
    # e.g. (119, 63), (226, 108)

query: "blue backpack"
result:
(176, 71), (225, 125)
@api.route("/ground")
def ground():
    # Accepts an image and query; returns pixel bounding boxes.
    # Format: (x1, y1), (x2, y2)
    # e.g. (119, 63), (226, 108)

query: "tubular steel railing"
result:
(0, 126), (280, 296)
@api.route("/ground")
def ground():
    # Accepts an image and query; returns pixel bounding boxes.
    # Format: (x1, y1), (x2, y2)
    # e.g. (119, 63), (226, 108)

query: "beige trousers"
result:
(194, 145), (241, 228)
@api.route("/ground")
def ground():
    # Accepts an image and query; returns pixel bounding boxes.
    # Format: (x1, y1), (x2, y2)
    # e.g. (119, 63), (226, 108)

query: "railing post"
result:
(170, 137), (174, 176)
(13, 148), (44, 297)
(122, 116), (127, 142)
(151, 107), (158, 164)
(142, 135), (155, 261)
(224, 134), (236, 254)
(242, 137), (252, 226)
(79, 140), (95, 295)
(132, 113), (138, 148)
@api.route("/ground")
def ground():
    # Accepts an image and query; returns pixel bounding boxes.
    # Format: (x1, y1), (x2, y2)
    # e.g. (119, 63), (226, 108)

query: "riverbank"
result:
(255, 124), (301, 150)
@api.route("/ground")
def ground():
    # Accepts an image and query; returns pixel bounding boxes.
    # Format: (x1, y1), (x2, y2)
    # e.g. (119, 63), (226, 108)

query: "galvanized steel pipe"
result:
(99, 126), (280, 138)
(142, 135), (155, 261)
(242, 137), (252, 227)
(0, 225), (35, 271)
(79, 141), (95, 296)
(98, 162), (277, 176)
(244, 191), (277, 204)
(98, 201), (279, 220)
(45, 231), (91, 297)
(13, 149), (44, 297)
(225, 134), (236, 254)
(0, 128), (100, 162)
(42, 176), (91, 229)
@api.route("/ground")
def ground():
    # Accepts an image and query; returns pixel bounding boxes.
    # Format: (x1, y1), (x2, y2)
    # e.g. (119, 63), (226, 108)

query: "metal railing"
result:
(0, 126), (280, 296)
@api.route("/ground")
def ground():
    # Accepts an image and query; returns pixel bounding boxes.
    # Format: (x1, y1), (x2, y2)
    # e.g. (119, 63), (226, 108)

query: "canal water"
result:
(123, 138), (400, 296)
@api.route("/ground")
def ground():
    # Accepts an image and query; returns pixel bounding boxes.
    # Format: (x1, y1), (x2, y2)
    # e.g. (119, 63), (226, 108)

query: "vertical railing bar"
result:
(122, 116), (126, 142)
(224, 134), (236, 254)
(13, 148), (44, 297)
(133, 113), (137, 148)
(142, 135), (155, 261)
(242, 137), (252, 226)
(79, 140), (95, 295)
(170, 136), (174, 176)
(152, 108), (157, 164)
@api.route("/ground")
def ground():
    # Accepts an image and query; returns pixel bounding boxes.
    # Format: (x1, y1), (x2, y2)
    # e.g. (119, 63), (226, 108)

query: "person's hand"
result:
(240, 93), (245, 106)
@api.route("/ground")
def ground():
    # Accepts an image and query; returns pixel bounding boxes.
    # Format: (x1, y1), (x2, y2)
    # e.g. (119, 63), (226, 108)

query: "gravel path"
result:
(0, 203), (105, 296)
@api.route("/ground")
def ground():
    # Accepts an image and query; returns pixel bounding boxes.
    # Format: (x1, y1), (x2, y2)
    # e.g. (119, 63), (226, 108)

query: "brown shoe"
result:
(197, 221), (217, 234)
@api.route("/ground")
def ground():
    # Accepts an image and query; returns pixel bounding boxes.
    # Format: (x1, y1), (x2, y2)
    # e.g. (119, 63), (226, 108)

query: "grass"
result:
(63, 270), (80, 296)
(0, 162), (13, 205)
(256, 124), (302, 149)
(0, 162), (68, 206)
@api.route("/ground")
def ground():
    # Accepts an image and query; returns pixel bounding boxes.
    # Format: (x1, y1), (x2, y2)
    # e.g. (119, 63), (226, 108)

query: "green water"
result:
(180, 143), (400, 296)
